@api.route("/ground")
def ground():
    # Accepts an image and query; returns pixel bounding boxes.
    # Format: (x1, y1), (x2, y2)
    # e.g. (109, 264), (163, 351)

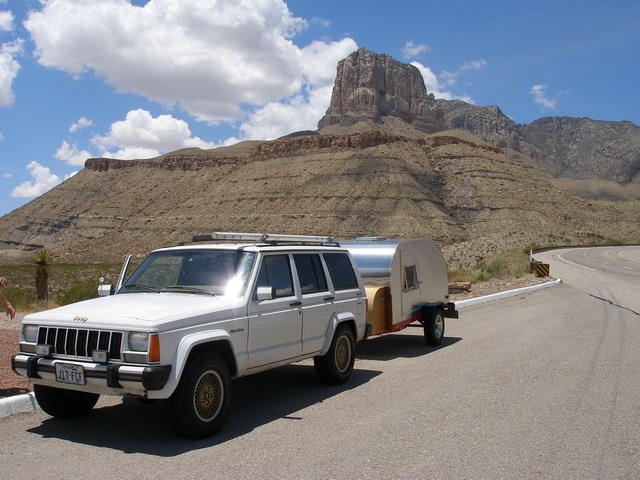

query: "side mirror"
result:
(98, 284), (114, 297)
(256, 285), (276, 301)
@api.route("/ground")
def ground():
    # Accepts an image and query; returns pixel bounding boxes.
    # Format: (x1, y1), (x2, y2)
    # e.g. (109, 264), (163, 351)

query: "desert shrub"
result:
(448, 247), (531, 283)
(0, 263), (122, 313)
(56, 282), (100, 306)
(1, 285), (36, 311)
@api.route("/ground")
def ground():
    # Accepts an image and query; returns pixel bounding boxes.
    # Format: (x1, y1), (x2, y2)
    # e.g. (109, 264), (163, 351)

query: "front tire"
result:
(423, 306), (445, 346)
(165, 352), (232, 439)
(314, 324), (355, 385)
(34, 384), (99, 418)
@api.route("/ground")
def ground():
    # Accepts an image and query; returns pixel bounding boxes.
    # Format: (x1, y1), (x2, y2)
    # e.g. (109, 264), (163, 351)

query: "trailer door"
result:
(400, 250), (423, 320)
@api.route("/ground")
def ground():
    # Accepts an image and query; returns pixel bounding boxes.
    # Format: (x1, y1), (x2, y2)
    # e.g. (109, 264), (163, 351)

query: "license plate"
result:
(55, 363), (85, 385)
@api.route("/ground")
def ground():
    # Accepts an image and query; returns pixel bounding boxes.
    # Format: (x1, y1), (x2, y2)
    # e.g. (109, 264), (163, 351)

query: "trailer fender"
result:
(420, 303), (442, 322)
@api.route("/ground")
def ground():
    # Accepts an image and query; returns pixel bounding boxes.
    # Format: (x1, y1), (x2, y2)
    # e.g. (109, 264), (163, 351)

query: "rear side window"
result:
(323, 253), (359, 290)
(294, 254), (328, 294)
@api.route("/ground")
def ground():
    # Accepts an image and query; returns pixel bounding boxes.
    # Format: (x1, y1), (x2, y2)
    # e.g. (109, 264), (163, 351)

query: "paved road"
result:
(535, 245), (640, 315)
(1, 251), (639, 478)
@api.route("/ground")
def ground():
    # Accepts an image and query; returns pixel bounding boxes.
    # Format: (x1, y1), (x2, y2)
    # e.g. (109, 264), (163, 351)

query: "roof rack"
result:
(192, 232), (335, 245)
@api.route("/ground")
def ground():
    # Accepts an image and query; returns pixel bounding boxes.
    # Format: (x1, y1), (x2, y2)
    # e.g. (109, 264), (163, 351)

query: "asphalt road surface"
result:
(1, 247), (639, 479)
(535, 245), (640, 316)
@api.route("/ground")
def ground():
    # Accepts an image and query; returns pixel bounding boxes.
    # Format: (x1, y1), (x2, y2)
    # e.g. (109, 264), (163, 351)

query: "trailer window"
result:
(403, 264), (419, 292)
(324, 253), (359, 290)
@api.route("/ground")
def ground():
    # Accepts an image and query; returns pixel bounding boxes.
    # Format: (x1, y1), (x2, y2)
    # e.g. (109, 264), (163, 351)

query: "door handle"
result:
(290, 301), (302, 307)
(324, 296), (335, 302)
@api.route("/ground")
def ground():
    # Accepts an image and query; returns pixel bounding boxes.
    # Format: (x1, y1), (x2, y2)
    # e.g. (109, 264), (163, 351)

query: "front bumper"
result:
(11, 354), (171, 394)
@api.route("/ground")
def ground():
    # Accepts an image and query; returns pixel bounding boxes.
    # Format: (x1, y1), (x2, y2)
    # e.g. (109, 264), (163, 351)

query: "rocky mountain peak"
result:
(318, 48), (443, 132)
(318, 49), (640, 192)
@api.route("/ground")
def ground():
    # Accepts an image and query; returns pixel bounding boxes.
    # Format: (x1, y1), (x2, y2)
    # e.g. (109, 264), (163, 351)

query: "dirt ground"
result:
(0, 273), (548, 398)
(1, 312), (31, 398)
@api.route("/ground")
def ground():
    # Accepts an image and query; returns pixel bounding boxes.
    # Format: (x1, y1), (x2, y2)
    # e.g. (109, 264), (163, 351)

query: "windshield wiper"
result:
(162, 285), (217, 296)
(124, 283), (161, 293)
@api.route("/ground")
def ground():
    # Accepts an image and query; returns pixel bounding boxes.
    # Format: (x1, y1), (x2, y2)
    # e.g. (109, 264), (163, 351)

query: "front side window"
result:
(255, 255), (294, 298)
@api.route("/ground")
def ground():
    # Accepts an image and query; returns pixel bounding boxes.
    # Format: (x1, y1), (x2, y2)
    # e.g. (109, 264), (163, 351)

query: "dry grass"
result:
(0, 263), (122, 311)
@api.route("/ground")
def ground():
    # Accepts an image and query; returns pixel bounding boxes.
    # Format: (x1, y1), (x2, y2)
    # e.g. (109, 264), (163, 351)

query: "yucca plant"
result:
(32, 249), (53, 301)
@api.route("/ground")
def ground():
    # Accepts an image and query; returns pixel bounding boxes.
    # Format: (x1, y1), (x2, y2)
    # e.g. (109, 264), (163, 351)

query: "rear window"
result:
(323, 253), (359, 290)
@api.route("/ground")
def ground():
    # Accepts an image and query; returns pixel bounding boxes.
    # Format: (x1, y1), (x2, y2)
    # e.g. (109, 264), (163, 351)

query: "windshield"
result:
(120, 249), (256, 297)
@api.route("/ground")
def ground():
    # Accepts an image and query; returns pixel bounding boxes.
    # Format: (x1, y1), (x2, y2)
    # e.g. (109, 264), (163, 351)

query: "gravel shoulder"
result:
(0, 273), (547, 398)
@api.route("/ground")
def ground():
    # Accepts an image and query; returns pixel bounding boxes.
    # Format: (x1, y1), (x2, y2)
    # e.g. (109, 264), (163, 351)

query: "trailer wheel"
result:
(34, 384), (99, 418)
(314, 324), (355, 385)
(165, 352), (232, 439)
(423, 306), (445, 346)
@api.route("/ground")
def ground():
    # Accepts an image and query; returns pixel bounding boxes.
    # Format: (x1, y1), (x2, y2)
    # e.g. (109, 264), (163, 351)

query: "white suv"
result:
(12, 233), (369, 439)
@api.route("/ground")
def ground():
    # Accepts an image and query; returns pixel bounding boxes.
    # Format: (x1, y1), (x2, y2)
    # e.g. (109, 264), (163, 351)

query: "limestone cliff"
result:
(318, 48), (443, 133)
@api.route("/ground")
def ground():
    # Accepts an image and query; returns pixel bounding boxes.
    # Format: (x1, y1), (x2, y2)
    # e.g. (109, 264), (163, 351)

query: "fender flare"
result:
(163, 329), (238, 395)
(319, 311), (356, 355)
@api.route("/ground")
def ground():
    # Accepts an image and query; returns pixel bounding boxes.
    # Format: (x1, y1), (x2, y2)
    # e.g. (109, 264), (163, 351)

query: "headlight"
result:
(23, 325), (39, 343)
(128, 332), (149, 352)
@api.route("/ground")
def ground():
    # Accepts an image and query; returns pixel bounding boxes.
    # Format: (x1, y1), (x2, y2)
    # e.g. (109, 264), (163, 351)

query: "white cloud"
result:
(401, 41), (430, 59)
(55, 141), (93, 166)
(238, 38), (356, 140)
(11, 161), (77, 198)
(0, 10), (13, 31)
(240, 85), (332, 140)
(530, 84), (557, 109)
(24, 0), (309, 123)
(69, 117), (93, 133)
(411, 61), (473, 103)
(92, 109), (217, 159)
(459, 59), (488, 72)
(3, 172), (11, 178)
(299, 39), (357, 86)
(0, 39), (23, 106)
(439, 59), (487, 87)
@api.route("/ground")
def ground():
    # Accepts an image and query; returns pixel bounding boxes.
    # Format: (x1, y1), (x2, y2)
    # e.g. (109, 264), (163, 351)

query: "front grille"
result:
(37, 326), (123, 360)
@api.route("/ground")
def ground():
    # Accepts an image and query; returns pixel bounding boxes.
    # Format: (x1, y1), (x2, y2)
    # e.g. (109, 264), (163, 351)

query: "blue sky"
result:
(1, 0), (638, 217)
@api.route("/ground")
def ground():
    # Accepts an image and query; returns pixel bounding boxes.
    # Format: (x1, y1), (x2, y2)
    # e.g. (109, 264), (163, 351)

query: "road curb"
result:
(0, 278), (563, 419)
(456, 278), (562, 309)
(0, 391), (38, 419)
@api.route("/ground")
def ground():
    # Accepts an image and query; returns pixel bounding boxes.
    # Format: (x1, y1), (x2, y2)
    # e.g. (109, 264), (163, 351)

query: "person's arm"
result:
(0, 292), (15, 319)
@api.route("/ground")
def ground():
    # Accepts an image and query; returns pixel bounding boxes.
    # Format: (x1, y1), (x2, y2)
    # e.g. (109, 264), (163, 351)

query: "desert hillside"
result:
(0, 130), (637, 269)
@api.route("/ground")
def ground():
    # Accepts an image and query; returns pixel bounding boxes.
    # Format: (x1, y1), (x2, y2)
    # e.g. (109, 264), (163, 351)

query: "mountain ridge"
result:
(0, 48), (638, 268)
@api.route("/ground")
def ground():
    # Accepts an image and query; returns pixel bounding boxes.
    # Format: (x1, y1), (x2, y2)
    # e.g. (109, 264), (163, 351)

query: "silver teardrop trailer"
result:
(341, 237), (458, 345)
